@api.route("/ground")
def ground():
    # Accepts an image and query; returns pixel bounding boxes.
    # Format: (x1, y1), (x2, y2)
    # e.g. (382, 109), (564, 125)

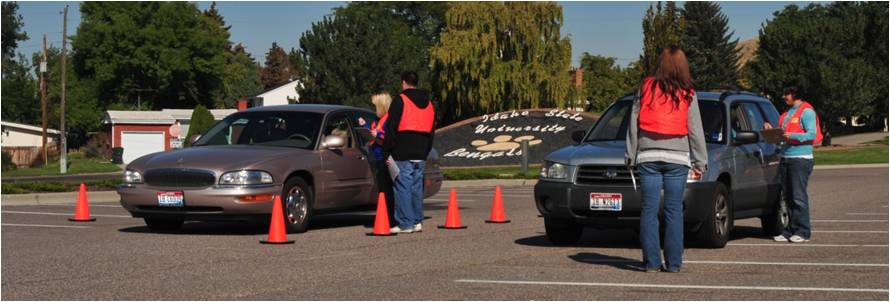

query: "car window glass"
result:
(730, 103), (749, 132)
(742, 103), (766, 132)
(757, 102), (780, 127)
(323, 114), (354, 149)
(349, 110), (378, 146)
(699, 101), (725, 143)
(195, 112), (322, 149)
(585, 100), (631, 141)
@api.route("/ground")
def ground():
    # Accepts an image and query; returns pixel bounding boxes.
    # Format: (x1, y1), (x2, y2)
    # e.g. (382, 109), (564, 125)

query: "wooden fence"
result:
(2, 144), (58, 168)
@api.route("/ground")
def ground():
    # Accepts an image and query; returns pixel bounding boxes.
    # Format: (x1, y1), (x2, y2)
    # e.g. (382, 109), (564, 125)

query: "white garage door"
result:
(121, 132), (165, 164)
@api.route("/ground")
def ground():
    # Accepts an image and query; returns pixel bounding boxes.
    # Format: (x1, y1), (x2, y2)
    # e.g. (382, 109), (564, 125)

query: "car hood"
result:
(545, 141), (723, 166)
(130, 145), (310, 172)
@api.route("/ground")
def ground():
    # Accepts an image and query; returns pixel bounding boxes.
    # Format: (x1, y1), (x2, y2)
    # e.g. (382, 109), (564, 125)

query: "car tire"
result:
(281, 177), (313, 233)
(544, 217), (583, 245)
(760, 190), (789, 236)
(144, 217), (184, 232)
(694, 183), (732, 248)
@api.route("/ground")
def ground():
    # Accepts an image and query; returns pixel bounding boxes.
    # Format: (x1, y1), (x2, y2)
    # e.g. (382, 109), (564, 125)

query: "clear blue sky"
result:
(15, 1), (821, 67)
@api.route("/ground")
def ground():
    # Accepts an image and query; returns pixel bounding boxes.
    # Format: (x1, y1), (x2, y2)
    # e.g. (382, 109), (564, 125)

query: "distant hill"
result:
(736, 37), (759, 70)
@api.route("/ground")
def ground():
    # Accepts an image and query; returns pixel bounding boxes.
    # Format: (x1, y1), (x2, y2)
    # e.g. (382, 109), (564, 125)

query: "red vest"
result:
(779, 101), (823, 145)
(638, 77), (693, 136)
(397, 93), (434, 133)
(370, 113), (388, 145)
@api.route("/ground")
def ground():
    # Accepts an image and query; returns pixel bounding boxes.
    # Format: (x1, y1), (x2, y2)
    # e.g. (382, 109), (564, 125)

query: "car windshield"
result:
(584, 99), (725, 144)
(193, 111), (323, 149)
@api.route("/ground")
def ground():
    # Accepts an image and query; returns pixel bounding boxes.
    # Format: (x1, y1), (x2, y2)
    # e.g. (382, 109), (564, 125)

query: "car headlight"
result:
(123, 170), (143, 184)
(540, 162), (568, 180)
(219, 170), (273, 186)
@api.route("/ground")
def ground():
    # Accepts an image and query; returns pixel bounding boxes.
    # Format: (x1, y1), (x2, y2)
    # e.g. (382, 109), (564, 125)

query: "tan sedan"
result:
(118, 104), (443, 232)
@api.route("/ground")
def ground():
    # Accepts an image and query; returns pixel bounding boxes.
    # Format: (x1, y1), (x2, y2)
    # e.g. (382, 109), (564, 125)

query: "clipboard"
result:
(761, 128), (784, 144)
(354, 127), (375, 141)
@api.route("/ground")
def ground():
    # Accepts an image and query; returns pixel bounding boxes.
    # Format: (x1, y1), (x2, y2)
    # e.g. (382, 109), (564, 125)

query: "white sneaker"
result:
(789, 235), (810, 243)
(390, 226), (414, 234)
(412, 223), (423, 232)
(773, 235), (789, 242)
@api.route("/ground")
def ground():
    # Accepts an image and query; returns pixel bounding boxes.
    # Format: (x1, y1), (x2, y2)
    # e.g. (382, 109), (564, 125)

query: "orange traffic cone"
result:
(367, 192), (396, 236)
(260, 195), (294, 244)
(438, 189), (467, 229)
(485, 185), (510, 223)
(68, 183), (96, 222)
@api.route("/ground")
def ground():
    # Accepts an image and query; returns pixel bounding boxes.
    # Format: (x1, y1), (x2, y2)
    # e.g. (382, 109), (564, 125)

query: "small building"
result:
(247, 80), (301, 108)
(1, 121), (60, 147)
(103, 109), (236, 164)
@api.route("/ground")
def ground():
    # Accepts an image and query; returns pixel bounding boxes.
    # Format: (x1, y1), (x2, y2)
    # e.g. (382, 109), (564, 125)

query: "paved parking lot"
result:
(2, 168), (887, 300)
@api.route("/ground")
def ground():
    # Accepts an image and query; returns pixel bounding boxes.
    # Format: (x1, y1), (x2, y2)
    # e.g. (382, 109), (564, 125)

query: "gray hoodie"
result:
(625, 91), (708, 172)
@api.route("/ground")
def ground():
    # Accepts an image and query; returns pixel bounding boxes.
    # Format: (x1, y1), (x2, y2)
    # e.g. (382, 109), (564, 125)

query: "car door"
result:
(728, 102), (765, 212)
(319, 112), (374, 208)
(739, 102), (773, 211)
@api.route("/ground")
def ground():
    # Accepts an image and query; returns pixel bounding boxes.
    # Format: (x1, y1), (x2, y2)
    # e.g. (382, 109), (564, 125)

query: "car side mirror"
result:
(189, 134), (202, 146)
(571, 130), (586, 143)
(321, 135), (346, 149)
(733, 131), (759, 145)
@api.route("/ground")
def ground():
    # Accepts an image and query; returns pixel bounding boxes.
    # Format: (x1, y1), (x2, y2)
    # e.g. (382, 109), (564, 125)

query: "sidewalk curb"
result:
(2, 164), (884, 206)
(1, 191), (120, 206)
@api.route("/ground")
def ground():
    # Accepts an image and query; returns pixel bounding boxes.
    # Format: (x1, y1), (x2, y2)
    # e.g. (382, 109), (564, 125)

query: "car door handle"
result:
(358, 155), (366, 160)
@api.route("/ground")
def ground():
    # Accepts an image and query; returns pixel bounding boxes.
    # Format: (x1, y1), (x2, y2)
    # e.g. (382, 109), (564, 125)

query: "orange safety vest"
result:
(396, 93), (434, 133)
(779, 101), (823, 145)
(638, 77), (693, 136)
(370, 113), (388, 145)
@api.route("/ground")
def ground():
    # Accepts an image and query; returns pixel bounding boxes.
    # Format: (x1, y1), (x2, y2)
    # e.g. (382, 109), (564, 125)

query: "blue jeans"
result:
(779, 158), (814, 239)
(637, 161), (689, 271)
(394, 160), (425, 229)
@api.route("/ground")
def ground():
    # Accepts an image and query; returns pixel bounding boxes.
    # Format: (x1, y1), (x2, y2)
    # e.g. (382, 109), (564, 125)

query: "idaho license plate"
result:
(589, 193), (622, 211)
(157, 191), (184, 207)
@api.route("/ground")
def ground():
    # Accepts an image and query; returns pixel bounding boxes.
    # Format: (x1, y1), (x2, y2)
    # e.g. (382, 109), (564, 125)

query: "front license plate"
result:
(589, 193), (622, 211)
(157, 191), (184, 207)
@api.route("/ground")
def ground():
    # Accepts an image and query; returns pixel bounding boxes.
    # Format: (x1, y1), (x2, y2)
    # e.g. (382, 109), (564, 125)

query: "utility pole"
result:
(130, 88), (156, 110)
(60, 5), (68, 174)
(40, 34), (48, 166)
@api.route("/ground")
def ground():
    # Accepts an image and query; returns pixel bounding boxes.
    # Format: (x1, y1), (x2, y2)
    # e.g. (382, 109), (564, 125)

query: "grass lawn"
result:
(862, 136), (889, 145)
(443, 164), (541, 180)
(1, 179), (122, 194)
(814, 146), (888, 165)
(3, 158), (121, 177)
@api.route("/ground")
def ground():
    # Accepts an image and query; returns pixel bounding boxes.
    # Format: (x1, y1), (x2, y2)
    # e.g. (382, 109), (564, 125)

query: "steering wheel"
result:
(287, 133), (311, 142)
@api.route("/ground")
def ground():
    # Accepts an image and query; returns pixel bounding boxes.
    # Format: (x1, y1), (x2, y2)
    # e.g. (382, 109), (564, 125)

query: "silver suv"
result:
(534, 91), (787, 248)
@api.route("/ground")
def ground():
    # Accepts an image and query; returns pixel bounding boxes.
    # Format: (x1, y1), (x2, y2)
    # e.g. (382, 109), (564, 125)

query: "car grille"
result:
(575, 165), (638, 186)
(143, 168), (216, 188)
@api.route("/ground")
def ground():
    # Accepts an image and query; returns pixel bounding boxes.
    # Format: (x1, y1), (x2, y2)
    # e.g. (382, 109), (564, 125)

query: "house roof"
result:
(1, 121), (61, 134)
(250, 79), (301, 99)
(104, 109), (237, 125)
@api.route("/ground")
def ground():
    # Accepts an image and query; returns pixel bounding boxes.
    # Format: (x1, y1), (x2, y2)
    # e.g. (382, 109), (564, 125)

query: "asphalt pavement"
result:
(1, 168), (887, 300)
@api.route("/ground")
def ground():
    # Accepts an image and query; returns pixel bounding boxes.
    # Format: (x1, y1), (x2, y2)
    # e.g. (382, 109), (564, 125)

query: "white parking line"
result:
(2, 223), (91, 229)
(572, 259), (887, 267)
(30, 204), (121, 208)
(1, 211), (131, 218)
(846, 213), (888, 216)
(454, 279), (888, 293)
(728, 243), (887, 247)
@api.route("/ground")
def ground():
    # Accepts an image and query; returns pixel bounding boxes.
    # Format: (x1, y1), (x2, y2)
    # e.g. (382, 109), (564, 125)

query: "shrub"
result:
(185, 105), (215, 147)
(1, 152), (16, 171)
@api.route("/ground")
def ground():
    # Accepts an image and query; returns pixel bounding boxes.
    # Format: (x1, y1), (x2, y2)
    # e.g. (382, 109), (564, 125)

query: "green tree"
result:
(578, 53), (635, 113)
(745, 2), (887, 130)
(681, 1), (739, 90)
(219, 44), (263, 108)
(430, 2), (572, 124)
(0, 54), (37, 124)
(288, 47), (304, 81)
(1, 1), (28, 73)
(296, 2), (444, 107)
(640, 1), (685, 76)
(72, 2), (230, 110)
(184, 105), (215, 147)
(261, 42), (292, 89)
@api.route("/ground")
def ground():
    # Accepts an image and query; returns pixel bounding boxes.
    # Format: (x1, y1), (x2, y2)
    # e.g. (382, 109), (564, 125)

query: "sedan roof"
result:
(240, 104), (369, 114)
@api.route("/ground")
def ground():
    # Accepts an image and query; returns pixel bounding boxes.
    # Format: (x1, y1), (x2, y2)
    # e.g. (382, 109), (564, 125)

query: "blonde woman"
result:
(370, 92), (395, 225)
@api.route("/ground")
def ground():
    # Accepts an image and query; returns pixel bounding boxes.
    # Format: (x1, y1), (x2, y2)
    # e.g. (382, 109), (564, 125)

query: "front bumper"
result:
(534, 180), (716, 231)
(118, 184), (281, 220)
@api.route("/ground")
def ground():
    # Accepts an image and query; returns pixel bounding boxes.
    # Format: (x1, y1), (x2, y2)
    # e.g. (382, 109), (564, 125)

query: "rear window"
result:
(584, 99), (726, 144)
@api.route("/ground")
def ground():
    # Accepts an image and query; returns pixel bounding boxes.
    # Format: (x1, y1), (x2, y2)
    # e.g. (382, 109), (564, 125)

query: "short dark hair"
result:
(783, 86), (799, 98)
(401, 71), (418, 87)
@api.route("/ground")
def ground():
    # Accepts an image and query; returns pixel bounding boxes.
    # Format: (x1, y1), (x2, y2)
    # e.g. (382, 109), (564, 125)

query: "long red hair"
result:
(647, 46), (694, 110)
